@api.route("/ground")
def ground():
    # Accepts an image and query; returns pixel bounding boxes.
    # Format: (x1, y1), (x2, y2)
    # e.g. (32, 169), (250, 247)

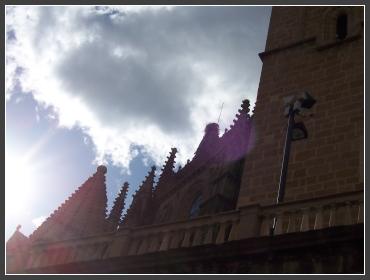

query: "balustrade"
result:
(170, 231), (181, 249)
(24, 251), (38, 269)
(7, 232), (115, 272)
(159, 231), (171, 251)
(228, 220), (239, 241)
(137, 235), (150, 255)
(75, 246), (89, 262)
(56, 247), (71, 265)
(192, 227), (203, 246)
(84, 243), (99, 261)
(127, 237), (141, 256)
(92, 242), (110, 260)
(287, 210), (296, 233)
(204, 224), (214, 244)
(7, 190), (363, 273)
(314, 206), (323, 230)
(261, 194), (363, 236)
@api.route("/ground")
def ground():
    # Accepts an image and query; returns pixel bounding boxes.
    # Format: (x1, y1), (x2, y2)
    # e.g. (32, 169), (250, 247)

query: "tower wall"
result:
(238, 6), (364, 207)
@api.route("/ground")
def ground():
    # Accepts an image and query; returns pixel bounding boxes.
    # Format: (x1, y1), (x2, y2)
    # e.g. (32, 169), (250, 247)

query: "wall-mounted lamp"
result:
(287, 121), (308, 141)
(272, 90), (316, 235)
(292, 122), (308, 141)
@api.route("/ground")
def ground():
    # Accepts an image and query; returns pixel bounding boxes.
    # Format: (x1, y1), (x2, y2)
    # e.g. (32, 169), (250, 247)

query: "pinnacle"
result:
(28, 166), (109, 242)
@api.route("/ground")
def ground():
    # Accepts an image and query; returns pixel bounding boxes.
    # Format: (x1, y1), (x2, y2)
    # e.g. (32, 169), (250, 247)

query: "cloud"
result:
(32, 216), (48, 228)
(6, 6), (271, 173)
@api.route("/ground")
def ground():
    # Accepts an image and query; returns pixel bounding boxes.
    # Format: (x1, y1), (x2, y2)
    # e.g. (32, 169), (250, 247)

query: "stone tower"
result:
(238, 7), (364, 208)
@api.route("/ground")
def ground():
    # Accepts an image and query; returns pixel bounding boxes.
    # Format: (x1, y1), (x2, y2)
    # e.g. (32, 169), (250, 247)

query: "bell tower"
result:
(238, 6), (364, 208)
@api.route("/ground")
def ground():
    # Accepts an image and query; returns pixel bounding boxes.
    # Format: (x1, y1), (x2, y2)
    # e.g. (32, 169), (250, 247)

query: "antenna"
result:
(217, 103), (224, 124)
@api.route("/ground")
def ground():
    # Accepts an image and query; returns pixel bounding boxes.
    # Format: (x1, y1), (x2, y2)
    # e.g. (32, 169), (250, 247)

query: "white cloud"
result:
(32, 216), (48, 228)
(6, 6), (271, 173)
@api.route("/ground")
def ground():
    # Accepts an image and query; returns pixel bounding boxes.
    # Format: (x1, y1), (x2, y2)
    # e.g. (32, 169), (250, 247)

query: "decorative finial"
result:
(16, 224), (21, 231)
(97, 165), (107, 174)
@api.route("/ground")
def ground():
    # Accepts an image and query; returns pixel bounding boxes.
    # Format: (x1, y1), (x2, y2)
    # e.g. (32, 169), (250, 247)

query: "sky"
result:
(5, 6), (272, 241)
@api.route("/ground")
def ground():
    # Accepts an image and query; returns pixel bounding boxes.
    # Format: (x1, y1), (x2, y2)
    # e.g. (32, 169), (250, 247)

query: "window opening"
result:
(336, 14), (347, 40)
(189, 194), (202, 218)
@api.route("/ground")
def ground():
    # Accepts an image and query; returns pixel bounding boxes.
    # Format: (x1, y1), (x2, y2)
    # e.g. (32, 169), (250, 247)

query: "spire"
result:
(119, 166), (156, 228)
(156, 148), (177, 188)
(139, 165), (156, 194)
(222, 99), (253, 161)
(6, 225), (29, 248)
(236, 99), (251, 122)
(228, 99), (251, 134)
(28, 165), (109, 243)
(194, 123), (220, 158)
(106, 182), (129, 232)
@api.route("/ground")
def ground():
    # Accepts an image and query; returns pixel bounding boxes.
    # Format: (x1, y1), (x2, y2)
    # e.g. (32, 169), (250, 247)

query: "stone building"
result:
(6, 6), (364, 274)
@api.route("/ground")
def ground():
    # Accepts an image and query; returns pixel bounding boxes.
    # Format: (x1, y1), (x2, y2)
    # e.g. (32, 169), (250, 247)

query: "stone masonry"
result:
(238, 6), (364, 208)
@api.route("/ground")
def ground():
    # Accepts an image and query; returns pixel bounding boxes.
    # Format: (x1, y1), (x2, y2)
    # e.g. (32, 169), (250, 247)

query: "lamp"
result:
(297, 90), (316, 109)
(291, 122), (308, 141)
(283, 95), (296, 107)
(271, 90), (316, 236)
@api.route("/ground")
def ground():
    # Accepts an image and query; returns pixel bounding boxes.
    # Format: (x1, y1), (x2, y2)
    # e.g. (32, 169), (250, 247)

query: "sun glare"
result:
(5, 155), (35, 217)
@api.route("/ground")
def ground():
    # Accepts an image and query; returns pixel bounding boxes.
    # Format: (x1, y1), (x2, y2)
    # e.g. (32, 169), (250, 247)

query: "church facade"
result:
(6, 6), (364, 274)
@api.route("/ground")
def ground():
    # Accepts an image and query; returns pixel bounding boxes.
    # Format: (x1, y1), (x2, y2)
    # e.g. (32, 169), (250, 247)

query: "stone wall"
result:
(238, 6), (364, 208)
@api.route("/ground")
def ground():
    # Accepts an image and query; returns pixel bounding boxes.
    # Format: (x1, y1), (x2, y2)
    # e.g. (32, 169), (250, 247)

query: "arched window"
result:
(336, 14), (347, 40)
(189, 194), (202, 218)
(316, 6), (362, 49)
